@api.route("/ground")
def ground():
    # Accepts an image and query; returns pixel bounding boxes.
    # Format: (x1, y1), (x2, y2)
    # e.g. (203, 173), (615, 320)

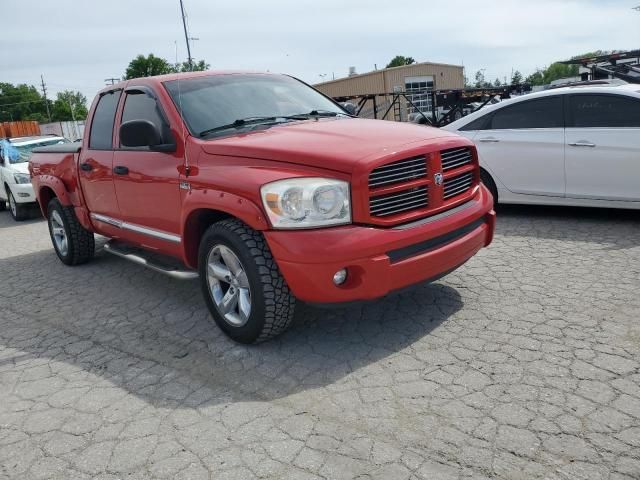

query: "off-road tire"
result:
(7, 189), (29, 221)
(198, 219), (296, 344)
(480, 169), (498, 204)
(47, 198), (95, 265)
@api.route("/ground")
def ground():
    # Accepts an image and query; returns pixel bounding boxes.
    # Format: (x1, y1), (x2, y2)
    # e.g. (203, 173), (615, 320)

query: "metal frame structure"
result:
(560, 50), (640, 84)
(333, 84), (532, 127)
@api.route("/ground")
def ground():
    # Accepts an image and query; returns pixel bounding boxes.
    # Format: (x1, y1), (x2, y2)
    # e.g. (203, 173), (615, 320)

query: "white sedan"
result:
(0, 135), (69, 220)
(443, 83), (640, 209)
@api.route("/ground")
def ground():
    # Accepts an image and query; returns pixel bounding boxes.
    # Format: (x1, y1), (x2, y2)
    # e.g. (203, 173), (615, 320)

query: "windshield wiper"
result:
(199, 116), (280, 137)
(288, 109), (347, 119)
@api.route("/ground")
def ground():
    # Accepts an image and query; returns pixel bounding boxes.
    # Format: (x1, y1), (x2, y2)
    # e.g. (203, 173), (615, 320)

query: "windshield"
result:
(164, 74), (347, 137)
(2, 138), (70, 164)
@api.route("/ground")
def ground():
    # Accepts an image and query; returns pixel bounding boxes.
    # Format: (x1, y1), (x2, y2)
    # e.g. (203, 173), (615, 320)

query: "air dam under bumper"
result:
(264, 184), (495, 304)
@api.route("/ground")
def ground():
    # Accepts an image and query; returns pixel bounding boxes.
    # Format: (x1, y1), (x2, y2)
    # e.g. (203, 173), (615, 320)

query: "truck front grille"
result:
(444, 171), (474, 199)
(441, 147), (473, 171)
(369, 186), (428, 217)
(368, 156), (427, 188)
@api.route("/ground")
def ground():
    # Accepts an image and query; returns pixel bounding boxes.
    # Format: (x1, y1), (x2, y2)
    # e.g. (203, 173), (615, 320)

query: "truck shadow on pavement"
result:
(0, 246), (464, 408)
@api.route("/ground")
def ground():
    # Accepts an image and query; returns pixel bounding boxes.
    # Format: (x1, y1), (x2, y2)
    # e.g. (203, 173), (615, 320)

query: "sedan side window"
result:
(568, 94), (640, 128)
(490, 97), (563, 130)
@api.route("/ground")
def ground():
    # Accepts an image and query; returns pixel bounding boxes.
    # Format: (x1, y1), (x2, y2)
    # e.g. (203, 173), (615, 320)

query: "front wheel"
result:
(47, 198), (95, 265)
(198, 219), (296, 344)
(8, 189), (29, 221)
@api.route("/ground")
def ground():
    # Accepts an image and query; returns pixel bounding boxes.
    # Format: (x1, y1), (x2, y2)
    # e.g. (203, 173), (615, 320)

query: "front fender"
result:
(180, 188), (270, 268)
(34, 175), (73, 207)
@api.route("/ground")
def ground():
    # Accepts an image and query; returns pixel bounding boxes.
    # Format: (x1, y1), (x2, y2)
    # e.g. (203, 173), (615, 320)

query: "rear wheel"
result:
(198, 219), (296, 344)
(480, 169), (498, 204)
(47, 198), (95, 265)
(7, 189), (29, 221)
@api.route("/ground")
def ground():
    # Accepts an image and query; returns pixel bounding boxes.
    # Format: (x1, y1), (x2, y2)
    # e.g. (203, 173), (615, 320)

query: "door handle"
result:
(568, 141), (596, 148)
(478, 137), (499, 143)
(113, 166), (129, 175)
(80, 162), (93, 172)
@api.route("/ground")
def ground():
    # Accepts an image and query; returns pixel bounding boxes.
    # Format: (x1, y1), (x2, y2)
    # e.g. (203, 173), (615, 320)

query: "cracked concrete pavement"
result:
(0, 205), (639, 479)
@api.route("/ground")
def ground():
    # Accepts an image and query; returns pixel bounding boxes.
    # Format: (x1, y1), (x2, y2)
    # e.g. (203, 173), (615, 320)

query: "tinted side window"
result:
(569, 94), (640, 128)
(490, 97), (563, 130)
(460, 114), (492, 131)
(89, 90), (121, 149)
(120, 93), (169, 146)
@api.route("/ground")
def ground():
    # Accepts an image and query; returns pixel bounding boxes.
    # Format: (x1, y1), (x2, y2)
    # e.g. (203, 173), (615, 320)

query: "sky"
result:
(2, 0), (639, 104)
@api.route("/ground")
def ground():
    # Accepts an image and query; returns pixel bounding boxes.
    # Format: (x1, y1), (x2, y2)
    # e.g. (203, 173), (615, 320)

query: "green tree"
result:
(493, 78), (502, 87)
(0, 82), (48, 123)
(386, 56), (416, 68)
(474, 70), (490, 88)
(176, 59), (210, 72)
(124, 54), (176, 79)
(51, 90), (88, 121)
(511, 70), (523, 85)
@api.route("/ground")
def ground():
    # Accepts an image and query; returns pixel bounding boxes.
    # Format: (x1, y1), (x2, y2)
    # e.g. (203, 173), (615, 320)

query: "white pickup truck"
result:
(0, 135), (69, 220)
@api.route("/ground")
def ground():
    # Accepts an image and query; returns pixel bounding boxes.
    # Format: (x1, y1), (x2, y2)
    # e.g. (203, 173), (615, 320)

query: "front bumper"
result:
(264, 184), (495, 304)
(9, 183), (36, 204)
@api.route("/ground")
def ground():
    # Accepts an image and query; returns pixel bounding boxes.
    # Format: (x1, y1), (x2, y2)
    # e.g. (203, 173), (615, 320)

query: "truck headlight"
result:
(13, 173), (31, 185)
(261, 178), (351, 229)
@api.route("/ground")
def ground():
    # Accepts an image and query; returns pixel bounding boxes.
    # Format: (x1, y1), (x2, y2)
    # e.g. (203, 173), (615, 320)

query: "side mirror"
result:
(342, 102), (357, 116)
(120, 120), (176, 152)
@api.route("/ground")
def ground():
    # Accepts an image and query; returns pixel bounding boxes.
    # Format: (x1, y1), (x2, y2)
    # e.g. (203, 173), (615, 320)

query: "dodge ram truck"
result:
(30, 71), (495, 344)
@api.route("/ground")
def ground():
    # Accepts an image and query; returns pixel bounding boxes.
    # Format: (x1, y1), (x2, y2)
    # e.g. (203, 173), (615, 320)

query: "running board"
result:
(103, 241), (199, 280)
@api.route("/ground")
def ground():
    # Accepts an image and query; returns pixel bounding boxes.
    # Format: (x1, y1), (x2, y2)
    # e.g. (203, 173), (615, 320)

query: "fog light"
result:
(333, 268), (348, 285)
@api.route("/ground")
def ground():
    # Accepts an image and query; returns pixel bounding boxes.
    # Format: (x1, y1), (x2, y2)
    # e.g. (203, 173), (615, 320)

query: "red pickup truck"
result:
(30, 71), (495, 343)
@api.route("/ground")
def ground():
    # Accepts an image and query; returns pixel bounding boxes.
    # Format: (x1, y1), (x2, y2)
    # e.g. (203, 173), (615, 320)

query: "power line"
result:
(40, 74), (52, 122)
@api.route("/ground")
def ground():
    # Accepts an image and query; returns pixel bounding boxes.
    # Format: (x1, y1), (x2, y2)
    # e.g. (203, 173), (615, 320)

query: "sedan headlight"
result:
(13, 173), (31, 185)
(261, 178), (351, 229)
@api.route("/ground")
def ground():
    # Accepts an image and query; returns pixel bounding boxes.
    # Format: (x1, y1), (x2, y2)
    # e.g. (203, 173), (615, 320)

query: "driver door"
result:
(112, 87), (183, 253)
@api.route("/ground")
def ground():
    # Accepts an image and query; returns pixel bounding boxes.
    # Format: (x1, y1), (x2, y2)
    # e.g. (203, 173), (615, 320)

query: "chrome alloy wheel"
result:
(50, 210), (69, 256)
(206, 244), (252, 327)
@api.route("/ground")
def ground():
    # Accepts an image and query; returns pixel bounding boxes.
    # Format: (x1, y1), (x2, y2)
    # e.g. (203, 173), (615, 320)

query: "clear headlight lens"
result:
(261, 178), (351, 229)
(13, 173), (31, 184)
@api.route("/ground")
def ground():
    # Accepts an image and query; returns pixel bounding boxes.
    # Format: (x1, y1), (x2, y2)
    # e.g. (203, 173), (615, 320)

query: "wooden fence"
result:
(0, 121), (41, 139)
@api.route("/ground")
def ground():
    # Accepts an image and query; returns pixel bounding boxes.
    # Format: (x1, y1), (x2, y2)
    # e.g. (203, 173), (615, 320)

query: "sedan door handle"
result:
(568, 141), (596, 148)
(113, 166), (129, 175)
(79, 162), (93, 172)
(478, 137), (500, 143)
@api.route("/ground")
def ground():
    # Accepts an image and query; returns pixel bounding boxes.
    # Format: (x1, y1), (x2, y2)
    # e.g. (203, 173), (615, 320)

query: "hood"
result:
(7, 162), (30, 175)
(200, 118), (459, 173)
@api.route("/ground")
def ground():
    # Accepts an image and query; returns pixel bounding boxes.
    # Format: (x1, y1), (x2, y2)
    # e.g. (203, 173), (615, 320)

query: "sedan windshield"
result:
(2, 138), (69, 164)
(164, 74), (347, 137)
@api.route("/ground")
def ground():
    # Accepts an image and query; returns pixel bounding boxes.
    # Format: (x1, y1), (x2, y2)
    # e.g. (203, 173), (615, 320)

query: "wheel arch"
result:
(479, 166), (498, 203)
(38, 186), (57, 217)
(181, 191), (270, 269)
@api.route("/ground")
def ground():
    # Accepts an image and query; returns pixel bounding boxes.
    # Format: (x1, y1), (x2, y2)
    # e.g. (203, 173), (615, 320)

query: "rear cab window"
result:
(89, 90), (122, 149)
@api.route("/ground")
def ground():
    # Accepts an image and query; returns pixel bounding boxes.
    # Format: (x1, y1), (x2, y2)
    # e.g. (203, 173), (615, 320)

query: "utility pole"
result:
(40, 74), (52, 122)
(179, 0), (193, 71)
(104, 77), (119, 85)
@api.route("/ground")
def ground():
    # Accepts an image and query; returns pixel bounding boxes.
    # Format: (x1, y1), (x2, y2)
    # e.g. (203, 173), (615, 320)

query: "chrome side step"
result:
(103, 241), (199, 280)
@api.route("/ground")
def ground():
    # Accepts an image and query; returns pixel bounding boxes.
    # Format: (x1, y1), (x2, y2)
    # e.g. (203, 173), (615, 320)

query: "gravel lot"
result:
(0, 205), (639, 480)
